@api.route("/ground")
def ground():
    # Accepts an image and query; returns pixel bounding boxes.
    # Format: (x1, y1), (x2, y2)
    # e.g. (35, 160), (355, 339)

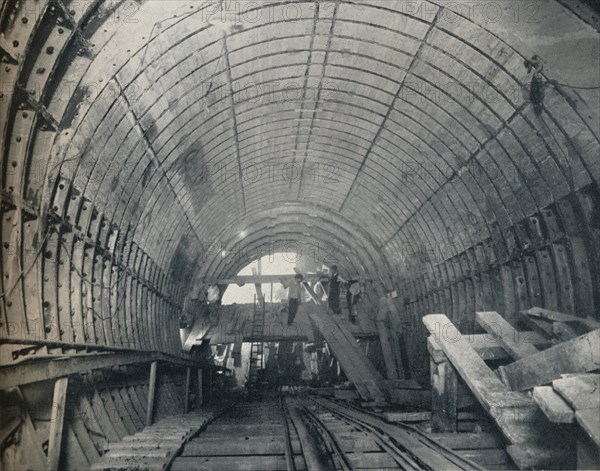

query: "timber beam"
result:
(423, 314), (571, 469)
(208, 274), (371, 285)
(0, 351), (201, 389)
(499, 328), (600, 391)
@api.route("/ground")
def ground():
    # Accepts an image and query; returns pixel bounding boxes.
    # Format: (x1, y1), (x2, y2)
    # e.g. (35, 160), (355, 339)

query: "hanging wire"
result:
(0, 231), (51, 301)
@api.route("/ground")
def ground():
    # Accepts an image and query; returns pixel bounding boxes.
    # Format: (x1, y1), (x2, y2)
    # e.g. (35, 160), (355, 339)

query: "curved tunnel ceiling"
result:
(1, 0), (599, 352)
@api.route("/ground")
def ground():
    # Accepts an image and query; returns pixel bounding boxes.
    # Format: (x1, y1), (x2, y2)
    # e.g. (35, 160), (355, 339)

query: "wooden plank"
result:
(197, 368), (203, 406)
(48, 377), (69, 471)
(430, 432), (503, 450)
(422, 315), (543, 446)
(457, 449), (509, 467)
(0, 350), (195, 388)
(532, 386), (575, 423)
(334, 389), (359, 400)
(307, 304), (388, 403)
(384, 296), (407, 379)
(210, 274), (370, 285)
(430, 356), (458, 432)
(383, 411), (431, 422)
(63, 423), (90, 470)
(184, 367), (191, 413)
(385, 379), (422, 389)
(172, 455), (306, 471)
(553, 374), (600, 411)
(499, 329), (600, 391)
(476, 311), (539, 360)
(347, 451), (398, 469)
(552, 321), (579, 341)
(146, 361), (158, 426)
(376, 297), (398, 379)
(553, 374), (600, 446)
(524, 307), (600, 330)
(17, 394), (49, 469)
(429, 331), (548, 362)
(182, 440), (290, 456)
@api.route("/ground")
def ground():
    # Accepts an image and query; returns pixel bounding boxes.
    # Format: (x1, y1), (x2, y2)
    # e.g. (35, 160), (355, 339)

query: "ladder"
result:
(247, 293), (266, 392)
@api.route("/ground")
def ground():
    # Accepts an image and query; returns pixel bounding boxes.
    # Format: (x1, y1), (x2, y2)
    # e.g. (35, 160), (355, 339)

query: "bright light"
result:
(221, 250), (227, 258)
(239, 230), (247, 238)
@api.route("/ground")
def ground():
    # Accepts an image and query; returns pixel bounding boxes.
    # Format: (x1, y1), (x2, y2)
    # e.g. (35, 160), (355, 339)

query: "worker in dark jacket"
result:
(327, 265), (345, 315)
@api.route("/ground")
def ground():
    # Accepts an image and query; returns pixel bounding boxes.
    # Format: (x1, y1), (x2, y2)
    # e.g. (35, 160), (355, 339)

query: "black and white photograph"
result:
(0, 0), (599, 469)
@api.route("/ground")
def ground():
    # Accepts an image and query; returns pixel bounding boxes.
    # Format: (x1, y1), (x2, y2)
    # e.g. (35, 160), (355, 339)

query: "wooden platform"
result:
(184, 303), (378, 349)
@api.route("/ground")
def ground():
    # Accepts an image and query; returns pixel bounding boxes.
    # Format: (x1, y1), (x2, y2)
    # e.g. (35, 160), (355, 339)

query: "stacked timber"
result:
(90, 410), (218, 471)
(533, 374), (600, 468)
(423, 308), (600, 470)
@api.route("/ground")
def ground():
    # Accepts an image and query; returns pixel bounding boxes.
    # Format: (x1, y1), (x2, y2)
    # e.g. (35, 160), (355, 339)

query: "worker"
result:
(206, 283), (221, 323)
(287, 273), (304, 326)
(346, 280), (361, 323)
(327, 265), (345, 315)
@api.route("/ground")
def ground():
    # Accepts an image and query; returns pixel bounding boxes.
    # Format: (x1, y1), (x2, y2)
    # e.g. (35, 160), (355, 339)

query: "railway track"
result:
(171, 397), (303, 470)
(92, 393), (486, 470)
(295, 396), (485, 470)
(169, 394), (484, 471)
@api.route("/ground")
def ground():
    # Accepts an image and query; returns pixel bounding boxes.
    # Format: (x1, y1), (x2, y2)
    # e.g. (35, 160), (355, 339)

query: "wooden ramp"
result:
(304, 303), (388, 404)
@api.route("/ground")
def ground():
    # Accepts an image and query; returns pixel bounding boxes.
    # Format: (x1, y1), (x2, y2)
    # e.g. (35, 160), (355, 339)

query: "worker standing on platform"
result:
(287, 273), (304, 326)
(327, 265), (345, 315)
(206, 283), (221, 323)
(346, 280), (362, 323)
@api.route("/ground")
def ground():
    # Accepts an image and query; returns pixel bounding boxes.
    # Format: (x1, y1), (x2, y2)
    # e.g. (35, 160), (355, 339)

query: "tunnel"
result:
(1, 0), (599, 469)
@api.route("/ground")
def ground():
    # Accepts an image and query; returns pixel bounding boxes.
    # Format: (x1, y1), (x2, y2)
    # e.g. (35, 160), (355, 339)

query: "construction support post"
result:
(48, 377), (69, 471)
(184, 367), (191, 413)
(146, 361), (158, 426)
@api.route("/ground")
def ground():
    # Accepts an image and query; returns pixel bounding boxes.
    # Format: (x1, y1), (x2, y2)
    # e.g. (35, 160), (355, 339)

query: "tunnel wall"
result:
(1, 363), (189, 470)
(387, 186), (600, 383)
(1, 0), (599, 437)
(0, 0), (196, 353)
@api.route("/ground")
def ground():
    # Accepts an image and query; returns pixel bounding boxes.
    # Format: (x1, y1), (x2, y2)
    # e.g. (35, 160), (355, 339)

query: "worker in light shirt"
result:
(287, 273), (304, 326)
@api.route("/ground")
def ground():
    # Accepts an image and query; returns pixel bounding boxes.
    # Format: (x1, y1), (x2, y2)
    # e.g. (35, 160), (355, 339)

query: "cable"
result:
(538, 110), (577, 190)
(552, 81), (600, 91)
(0, 231), (51, 301)
(59, 238), (122, 291)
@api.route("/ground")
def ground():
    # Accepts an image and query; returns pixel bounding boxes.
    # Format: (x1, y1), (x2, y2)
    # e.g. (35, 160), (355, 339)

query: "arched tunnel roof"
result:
(1, 0), (599, 351)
